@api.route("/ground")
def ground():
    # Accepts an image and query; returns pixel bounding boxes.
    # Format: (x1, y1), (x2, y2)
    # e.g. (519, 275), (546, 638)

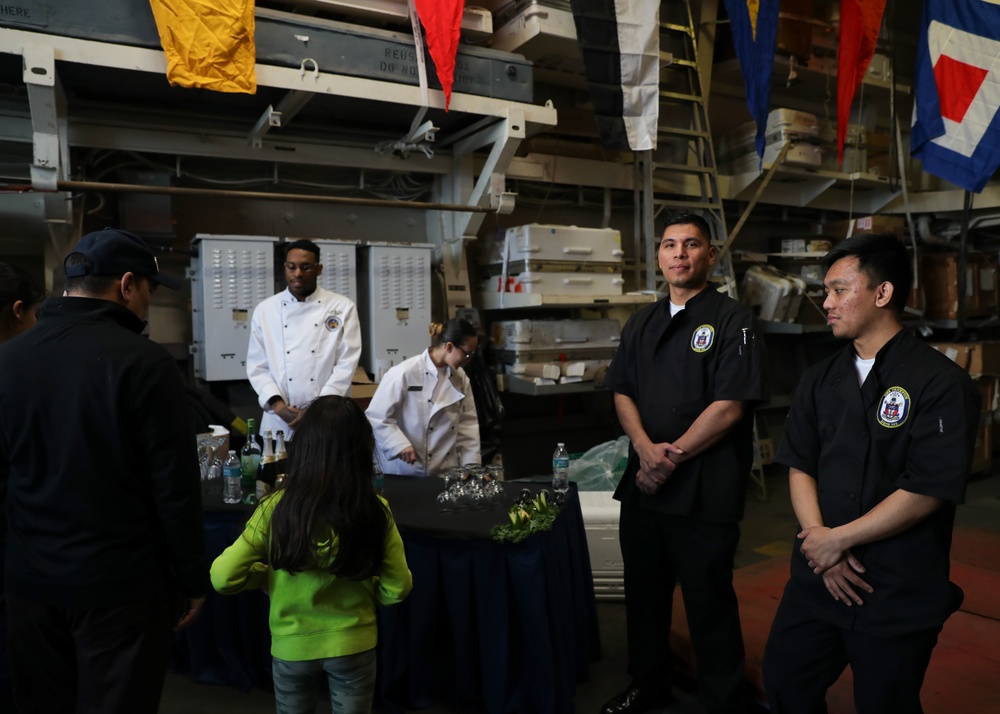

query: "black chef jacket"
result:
(776, 330), (979, 636)
(604, 286), (767, 523)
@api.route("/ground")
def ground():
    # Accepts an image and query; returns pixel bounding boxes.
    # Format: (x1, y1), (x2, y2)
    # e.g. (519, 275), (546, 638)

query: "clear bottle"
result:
(205, 456), (223, 499)
(552, 442), (570, 493)
(241, 418), (262, 505)
(223, 450), (242, 504)
(274, 430), (288, 487)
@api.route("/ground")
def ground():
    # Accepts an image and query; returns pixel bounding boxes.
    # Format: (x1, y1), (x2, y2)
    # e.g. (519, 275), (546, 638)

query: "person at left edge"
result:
(0, 262), (46, 714)
(247, 239), (362, 440)
(0, 228), (207, 714)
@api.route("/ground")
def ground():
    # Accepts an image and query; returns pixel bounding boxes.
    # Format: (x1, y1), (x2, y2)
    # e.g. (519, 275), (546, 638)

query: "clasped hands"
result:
(798, 526), (874, 607)
(634, 441), (685, 495)
(271, 398), (305, 429)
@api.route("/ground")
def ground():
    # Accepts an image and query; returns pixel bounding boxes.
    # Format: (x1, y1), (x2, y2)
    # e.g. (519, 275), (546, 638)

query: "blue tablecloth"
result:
(176, 478), (600, 713)
(173, 508), (271, 691)
(378, 477), (600, 714)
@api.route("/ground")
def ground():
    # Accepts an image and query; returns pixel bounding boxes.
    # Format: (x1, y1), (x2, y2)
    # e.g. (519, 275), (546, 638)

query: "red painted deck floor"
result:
(669, 528), (1000, 713)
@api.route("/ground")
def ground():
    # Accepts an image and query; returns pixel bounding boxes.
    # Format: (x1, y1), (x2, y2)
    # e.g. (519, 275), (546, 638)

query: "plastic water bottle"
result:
(223, 450), (242, 505)
(552, 442), (570, 493)
(205, 457), (223, 499)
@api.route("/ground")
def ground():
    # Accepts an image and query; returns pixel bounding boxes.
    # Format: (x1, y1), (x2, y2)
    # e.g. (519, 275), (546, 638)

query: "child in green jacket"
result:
(211, 396), (412, 714)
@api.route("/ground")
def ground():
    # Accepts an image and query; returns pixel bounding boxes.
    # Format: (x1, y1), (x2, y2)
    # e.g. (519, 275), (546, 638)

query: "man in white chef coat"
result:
(246, 239), (362, 439)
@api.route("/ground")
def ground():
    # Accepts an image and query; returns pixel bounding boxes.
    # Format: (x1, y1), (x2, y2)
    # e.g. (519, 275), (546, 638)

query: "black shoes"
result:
(600, 686), (674, 714)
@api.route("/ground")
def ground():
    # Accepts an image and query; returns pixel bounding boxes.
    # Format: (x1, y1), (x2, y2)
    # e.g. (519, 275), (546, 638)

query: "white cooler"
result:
(578, 491), (625, 601)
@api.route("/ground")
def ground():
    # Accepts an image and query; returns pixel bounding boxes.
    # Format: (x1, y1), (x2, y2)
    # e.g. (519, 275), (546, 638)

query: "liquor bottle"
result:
(223, 450), (242, 504)
(241, 418), (262, 504)
(259, 429), (277, 487)
(274, 430), (288, 489)
(552, 442), (569, 493)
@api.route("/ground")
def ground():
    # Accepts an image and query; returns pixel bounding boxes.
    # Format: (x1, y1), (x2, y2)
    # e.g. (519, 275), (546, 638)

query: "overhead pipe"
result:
(9, 180), (495, 214)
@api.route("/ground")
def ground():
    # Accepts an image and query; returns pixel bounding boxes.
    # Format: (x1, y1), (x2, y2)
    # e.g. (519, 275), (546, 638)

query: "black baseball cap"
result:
(64, 228), (181, 290)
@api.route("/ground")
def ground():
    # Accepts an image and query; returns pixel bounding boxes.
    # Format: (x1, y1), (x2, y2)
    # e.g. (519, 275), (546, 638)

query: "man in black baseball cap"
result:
(64, 227), (181, 290)
(0, 229), (207, 712)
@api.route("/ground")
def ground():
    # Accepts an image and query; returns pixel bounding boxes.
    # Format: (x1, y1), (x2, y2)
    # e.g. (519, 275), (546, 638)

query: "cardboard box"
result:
(820, 215), (906, 241)
(931, 342), (1000, 376)
(932, 343), (973, 371)
(971, 423), (992, 474)
(978, 255), (999, 313)
(922, 253), (994, 319)
(350, 365), (377, 400)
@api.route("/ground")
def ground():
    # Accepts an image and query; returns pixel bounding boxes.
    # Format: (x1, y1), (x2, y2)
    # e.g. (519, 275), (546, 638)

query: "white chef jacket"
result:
(365, 349), (481, 477)
(246, 286), (362, 439)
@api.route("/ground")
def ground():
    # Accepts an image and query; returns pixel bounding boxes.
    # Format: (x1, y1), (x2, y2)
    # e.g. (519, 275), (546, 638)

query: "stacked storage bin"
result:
(717, 108), (821, 173)
(480, 223), (626, 296)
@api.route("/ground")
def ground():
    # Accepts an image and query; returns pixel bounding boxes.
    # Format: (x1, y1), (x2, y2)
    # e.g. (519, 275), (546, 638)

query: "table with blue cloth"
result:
(377, 476), (600, 714)
(173, 506), (272, 691)
(176, 476), (600, 714)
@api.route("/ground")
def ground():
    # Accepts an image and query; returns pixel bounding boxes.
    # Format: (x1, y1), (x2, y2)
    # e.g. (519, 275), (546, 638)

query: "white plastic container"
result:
(741, 266), (793, 322)
(502, 224), (625, 264)
(483, 270), (625, 295)
(491, 319), (621, 352)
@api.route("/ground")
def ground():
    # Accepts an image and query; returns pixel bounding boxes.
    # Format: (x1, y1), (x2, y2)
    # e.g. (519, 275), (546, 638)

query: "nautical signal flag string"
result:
(721, 0), (780, 164)
(912, 0), (1000, 193)
(837, 0), (888, 169)
(412, 0), (465, 111)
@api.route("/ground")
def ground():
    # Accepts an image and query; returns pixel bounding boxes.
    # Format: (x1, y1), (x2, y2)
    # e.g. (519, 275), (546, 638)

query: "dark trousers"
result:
(763, 594), (941, 714)
(619, 502), (745, 713)
(6, 590), (175, 714)
(0, 590), (14, 714)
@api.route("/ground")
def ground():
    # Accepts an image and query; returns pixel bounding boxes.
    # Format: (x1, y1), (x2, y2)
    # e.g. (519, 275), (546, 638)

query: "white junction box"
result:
(190, 234), (278, 381)
(579, 491), (624, 601)
(502, 224), (624, 264)
(358, 242), (435, 382)
(311, 238), (360, 303)
(491, 318), (621, 356)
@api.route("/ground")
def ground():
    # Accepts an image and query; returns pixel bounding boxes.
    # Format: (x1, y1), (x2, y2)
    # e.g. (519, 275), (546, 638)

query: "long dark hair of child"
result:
(267, 395), (389, 579)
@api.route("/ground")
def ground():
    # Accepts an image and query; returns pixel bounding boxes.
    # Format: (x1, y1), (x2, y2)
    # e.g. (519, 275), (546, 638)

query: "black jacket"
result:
(776, 330), (979, 635)
(0, 297), (207, 608)
(604, 287), (768, 523)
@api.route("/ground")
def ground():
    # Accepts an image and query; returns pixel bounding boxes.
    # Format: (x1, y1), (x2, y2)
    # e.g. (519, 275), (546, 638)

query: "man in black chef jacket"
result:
(601, 212), (768, 714)
(763, 234), (979, 713)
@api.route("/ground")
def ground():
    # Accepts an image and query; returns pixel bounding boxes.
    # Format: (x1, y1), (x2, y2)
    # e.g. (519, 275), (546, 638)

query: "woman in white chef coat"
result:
(366, 319), (481, 477)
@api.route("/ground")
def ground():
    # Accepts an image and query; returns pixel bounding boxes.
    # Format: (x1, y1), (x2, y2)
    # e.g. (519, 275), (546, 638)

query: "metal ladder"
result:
(634, 0), (737, 298)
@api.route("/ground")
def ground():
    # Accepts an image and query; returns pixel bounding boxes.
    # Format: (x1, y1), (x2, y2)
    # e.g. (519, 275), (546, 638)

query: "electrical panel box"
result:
(190, 234), (278, 381)
(311, 238), (360, 303)
(358, 242), (435, 382)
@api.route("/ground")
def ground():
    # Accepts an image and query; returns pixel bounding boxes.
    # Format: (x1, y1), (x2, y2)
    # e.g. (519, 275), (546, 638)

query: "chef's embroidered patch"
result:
(691, 324), (715, 353)
(877, 386), (911, 428)
(325, 316), (341, 332)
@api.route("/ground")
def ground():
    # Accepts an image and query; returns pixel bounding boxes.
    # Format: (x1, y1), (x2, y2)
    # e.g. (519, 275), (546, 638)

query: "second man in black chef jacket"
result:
(601, 212), (767, 714)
